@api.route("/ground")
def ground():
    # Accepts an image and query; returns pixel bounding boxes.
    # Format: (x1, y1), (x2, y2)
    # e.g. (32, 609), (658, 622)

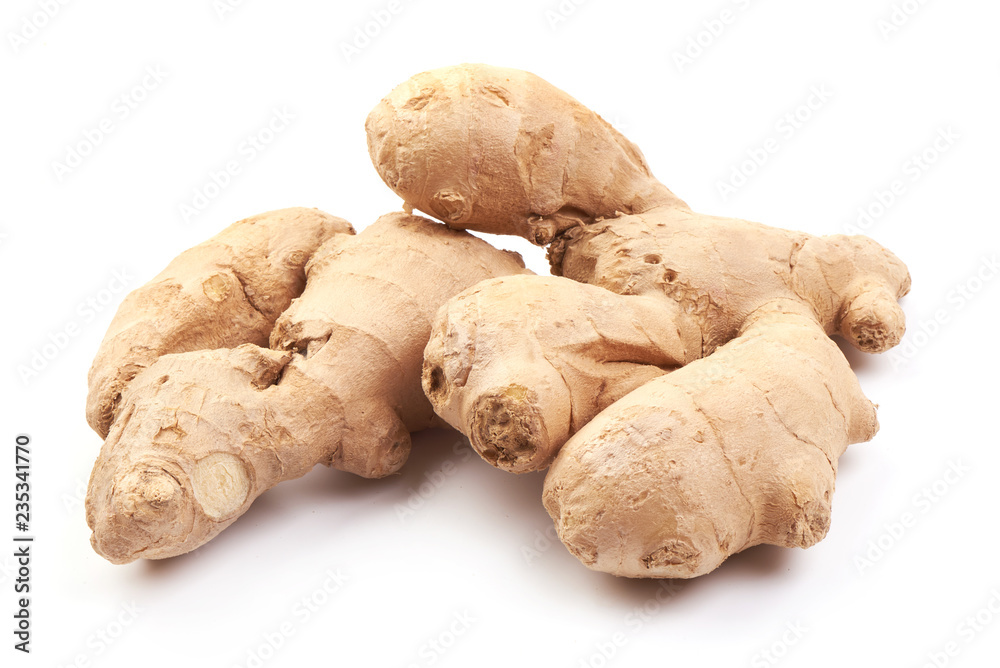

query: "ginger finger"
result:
(543, 300), (878, 578)
(86, 207), (353, 437)
(86, 212), (528, 563)
(423, 274), (702, 472)
(366, 63), (686, 244)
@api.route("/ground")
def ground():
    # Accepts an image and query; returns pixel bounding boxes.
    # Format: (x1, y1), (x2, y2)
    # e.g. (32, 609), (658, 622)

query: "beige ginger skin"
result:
(86, 207), (353, 439)
(85, 209), (528, 563)
(367, 64), (911, 578)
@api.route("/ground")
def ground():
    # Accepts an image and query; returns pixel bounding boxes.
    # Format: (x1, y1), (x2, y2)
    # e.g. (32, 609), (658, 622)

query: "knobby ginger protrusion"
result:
(368, 64), (910, 578)
(85, 211), (529, 564)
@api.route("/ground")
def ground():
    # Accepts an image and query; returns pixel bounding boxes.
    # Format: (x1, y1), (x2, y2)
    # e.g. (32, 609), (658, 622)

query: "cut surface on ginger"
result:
(191, 453), (251, 521)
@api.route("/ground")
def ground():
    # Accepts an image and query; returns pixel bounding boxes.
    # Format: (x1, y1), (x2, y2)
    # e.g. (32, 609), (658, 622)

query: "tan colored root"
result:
(366, 63), (686, 244)
(423, 274), (702, 472)
(369, 65), (911, 578)
(554, 210), (911, 355)
(86, 207), (353, 438)
(543, 302), (878, 578)
(367, 66), (910, 353)
(87, 346), (292, 563)
(268, 213), (531, 476)
(422, 211), (907, 478)
(86, 212), (529, 564)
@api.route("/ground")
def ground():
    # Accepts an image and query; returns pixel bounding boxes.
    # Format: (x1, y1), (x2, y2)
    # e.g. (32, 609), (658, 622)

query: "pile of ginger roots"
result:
(84, 64), (910, 579)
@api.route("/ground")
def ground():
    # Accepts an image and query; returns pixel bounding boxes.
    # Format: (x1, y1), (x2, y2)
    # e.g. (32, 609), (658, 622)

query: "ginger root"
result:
(368, 64), (910, 577)
(86, 207), (353, 438)
(544, 302), (879, 577)
(85, 210), (528, 563)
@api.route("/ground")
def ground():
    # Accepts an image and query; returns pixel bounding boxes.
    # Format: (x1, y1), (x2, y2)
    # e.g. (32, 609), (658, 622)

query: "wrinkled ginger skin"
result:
(422, 210), (908, 476)
(376, 67), (910, 475)
(86, 212), (529, 564)
(544, 302), (879, 578)
(86, 207), (353, 438)
(370, 64), (911, 578)
(553, 208), (912, 357)
(87, 346), (293, 563)
(268, 213), (531, 477)
(423, 274), (703, 473)
(366, 63), (687, 244)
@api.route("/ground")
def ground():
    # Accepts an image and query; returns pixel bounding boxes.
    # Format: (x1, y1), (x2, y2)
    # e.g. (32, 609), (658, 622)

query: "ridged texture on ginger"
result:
(86, 212), (529, 564)
(543, 302), (878, 578)
(86, 207), (354, 438)
(370, 64), (911, 578)
(553, 209), (912, 356)
(366, 63), (687, 244)
(423, 275), (702, 472)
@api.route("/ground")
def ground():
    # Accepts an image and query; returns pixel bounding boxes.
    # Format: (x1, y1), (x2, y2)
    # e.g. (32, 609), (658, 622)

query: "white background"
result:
(2, 1), (998, 667)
